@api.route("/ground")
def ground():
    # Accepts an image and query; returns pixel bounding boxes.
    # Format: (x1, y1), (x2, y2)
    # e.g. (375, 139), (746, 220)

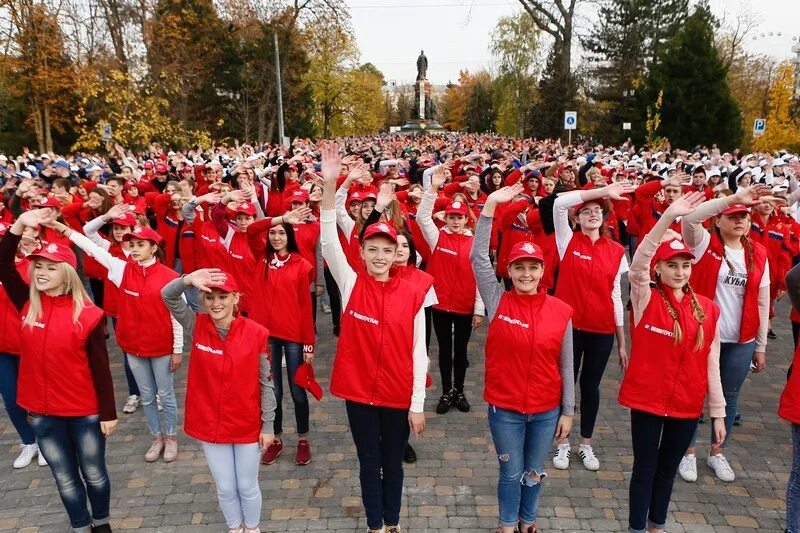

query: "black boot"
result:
(403, 442), (417, 464)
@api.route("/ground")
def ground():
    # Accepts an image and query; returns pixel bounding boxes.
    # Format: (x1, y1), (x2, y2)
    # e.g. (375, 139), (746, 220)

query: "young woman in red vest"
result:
(320, 143), (427, 533)
(780, 262), (800, 532)
(50, 216), (183, 463)
(419, 165), (484, 415)
(162, 268), (276, 533)
(245, 211), (317, 467)
(0, 221), (47, 469)
(620, 191), (725, 533)
(473, 184), (575, 533)
(0, 208), (117, 533)
(551, 181), (634, 471)
(82, 204), (143, 415)
(677, 186), (770, 483)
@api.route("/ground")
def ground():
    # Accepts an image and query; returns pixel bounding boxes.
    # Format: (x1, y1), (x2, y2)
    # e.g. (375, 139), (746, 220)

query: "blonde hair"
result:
(655, 282), (706, 351)
(24, 261), (90, 328)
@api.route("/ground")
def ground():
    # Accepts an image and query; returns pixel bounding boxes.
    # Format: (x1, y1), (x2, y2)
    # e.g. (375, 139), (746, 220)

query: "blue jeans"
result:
(689, 341), (755, 448)
(112, 318), (139, 397)
(28, 414), (110, 530)
(488, 404), (560, 527)
(0, 352), (35, 444)
(788, 424), (800, 532)
(269, 337), (309, 436)
(201, 442), (262, 529)
(127, 354), (178, 436)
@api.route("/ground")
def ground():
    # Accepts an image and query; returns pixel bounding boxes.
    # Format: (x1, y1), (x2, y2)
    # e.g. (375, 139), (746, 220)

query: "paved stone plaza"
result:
(0, 298), (796, 532)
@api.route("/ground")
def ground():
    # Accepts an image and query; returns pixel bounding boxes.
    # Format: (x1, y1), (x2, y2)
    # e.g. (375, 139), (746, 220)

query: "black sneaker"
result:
(403, 443), (417, 464)
(92, 524), (113, 533)
(436, 390), (454, 414)
(453, 390), (470, 412)
(734, 411), (741, 426)
(768, 329), (777, 339)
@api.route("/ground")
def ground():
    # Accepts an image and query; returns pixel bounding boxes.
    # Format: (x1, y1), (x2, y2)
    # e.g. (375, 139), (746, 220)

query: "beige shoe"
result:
(144, 438), (164, 462)
(163, 437), (178, 462)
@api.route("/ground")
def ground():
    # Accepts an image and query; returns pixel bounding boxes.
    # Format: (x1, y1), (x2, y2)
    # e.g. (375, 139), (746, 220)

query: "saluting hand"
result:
(486, 183), (524, 206)
(184, 268), (229, 293)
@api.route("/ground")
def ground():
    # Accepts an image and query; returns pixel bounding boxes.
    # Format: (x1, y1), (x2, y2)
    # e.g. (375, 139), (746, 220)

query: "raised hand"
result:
(376, 182), (394, 209)
(604, 180), (637, 200)
(105, 203), (135, 221)
(184, 268), (230, 293)
(17, 208), (58, 228)
(283, 206), (312, 225)
(430, 165), (448, 191)
(195, 192), (223, 205)
(320, 142), (342, 183)
(663, 191), (706, 218)
(733, 184), (770, 206)
(487, 183), (524, 205)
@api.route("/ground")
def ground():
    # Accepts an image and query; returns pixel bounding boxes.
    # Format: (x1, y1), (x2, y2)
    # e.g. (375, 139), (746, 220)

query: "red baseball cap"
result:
(143, 161), (154, 170)
(110, 213), (137, 227)
(180, 166), (193, 174)
(37, 196), (61, 209)
(573, 199), (609, 215)
(29, 242), (78, 269)
(652, 238), (695, 265)
(361, 191), (377, 202)
(122, 225), (164, 244)
(444, 200), (468, 216)
(292, 362), (323, 401)
(362, 222), (398, 243)
(720, 204), (750, 216)
(508, 241), (544, 264)
(346, 191), (364, 208)
(155, 163), (169, 174)
(210, 270), (239, 293)
(289, 189), (310, 204)
(233, 202), (256, 217)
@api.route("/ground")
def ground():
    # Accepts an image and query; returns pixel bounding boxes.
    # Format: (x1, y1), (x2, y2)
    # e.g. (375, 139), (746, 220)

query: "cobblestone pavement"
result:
(0, 297), (796, 533)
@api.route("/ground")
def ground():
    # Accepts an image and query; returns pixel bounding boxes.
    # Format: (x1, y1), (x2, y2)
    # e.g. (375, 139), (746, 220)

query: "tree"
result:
(636, 2), (741, 149)
(753, 62), (800, 152)
(490, 11), (541, 137)
(330, 65), (387, 136)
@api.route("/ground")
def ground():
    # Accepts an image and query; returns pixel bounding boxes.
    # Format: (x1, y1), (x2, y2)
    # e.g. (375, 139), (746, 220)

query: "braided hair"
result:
(713, 218), (754, 274)
(654, 282), (707, 351)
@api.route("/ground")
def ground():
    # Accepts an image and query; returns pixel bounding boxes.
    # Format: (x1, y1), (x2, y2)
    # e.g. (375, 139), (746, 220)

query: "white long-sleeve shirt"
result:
(320, 208), (428, 413)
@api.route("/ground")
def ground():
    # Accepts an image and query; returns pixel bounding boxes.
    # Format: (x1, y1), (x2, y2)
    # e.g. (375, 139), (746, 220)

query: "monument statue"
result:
(416, 50), (428, 81)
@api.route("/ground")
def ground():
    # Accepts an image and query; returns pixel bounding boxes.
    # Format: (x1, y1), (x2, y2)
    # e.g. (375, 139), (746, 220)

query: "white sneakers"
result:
(123, 395), (141, 414)
(678, 454), (698, 482)
(679, 452), (736, 482)
(553, 443), (571, 470)
(707, 453), (735, 482)
(14, 443), (46, 468)
(14, 444), (38, 469)
(578, 444), (600, 471)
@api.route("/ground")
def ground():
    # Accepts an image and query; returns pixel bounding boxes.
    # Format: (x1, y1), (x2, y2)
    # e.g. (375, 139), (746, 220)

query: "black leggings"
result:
(629, 409), (698, 532)
(431, 308), (473, 392)
(324, 266), (342, 333)
(573, 328), (615, 439)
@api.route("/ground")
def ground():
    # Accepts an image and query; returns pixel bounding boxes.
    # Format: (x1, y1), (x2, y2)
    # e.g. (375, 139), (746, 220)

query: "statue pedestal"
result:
(400, 119), (445, 133)
(400, 78), (444, 133)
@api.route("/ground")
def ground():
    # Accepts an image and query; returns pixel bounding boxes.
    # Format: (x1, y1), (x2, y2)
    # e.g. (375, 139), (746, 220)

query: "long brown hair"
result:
(713, 220), (754, 274)
(654, 282), (706, 351)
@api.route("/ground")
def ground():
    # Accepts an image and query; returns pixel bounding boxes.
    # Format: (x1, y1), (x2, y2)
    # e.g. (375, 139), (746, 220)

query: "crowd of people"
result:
(1, 134), (800, 533)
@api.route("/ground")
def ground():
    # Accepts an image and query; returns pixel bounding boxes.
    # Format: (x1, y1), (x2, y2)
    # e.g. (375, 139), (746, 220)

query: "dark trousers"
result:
(431, 308), (473, 392)
(89, 278), (104, 308)
(324, 266), (342, 334)
(424, 307), (432, 351)
(28, 414), (111, 529)
(628, 409), (698, 532)
(573, 328), (615, 439)
(346, 401), (410, 529)
(269, 337), (309, 435)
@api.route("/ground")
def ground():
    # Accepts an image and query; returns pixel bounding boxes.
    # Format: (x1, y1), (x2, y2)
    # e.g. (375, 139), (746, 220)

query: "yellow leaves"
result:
(752, 61), (800, 152)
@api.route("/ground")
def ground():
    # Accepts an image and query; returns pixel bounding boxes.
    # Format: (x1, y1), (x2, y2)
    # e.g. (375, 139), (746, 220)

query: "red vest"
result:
(249, 254), (315, 345)
(484, 292), (572, 414)
(555, 233), (625, 334)
(102, 244), (128, 318)
(425, 231), (476, 315)
(330, 274), (425, 409)
(17, 295), (105, 416)
(778, 343), (800, 424)
(0, 262), (27, 354)
(690, 232), (767, 343)
(115, 261), (178, 357)
(184, 314), (269, 443)
(293, 222), (320, 286)
(396, 265), (434, 295)
(225, 231), (257, 314)
(618, 288), (719, 418)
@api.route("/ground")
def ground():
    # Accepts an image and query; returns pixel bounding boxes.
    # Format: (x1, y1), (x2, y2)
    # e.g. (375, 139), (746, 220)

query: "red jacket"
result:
(115, 261), (178, 357)
(0, 261), (27, 354)
(102, 243), (128, 318)
(634, 180), (681, 236)
(554, 233), (625, 334)
(17, 295), (105, 416)
(330, 273), (425, 409)
(148, 193), (186, 270)
(425, 231), (476, 315)
(495, 200), (538, 279)
(750, 215), (791, 294)
(184, 314), (269, 443)
(618, 288), (719, 418)
(779, 342), (800, 424)
(484, 292), (572, 414)
(690, 232), (767, 343)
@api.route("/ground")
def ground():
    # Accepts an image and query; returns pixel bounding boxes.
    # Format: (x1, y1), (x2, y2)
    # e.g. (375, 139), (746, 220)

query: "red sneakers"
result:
(295, 439), (312, 465)
(261, 439), (283, 465)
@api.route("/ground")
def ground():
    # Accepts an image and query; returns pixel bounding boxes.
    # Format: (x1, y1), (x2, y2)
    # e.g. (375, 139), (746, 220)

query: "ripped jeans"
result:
(488, 404), (560, 527)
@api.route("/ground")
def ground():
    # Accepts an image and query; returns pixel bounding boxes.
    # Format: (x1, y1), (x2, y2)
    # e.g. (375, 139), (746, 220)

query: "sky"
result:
(345, 0), (800, 86)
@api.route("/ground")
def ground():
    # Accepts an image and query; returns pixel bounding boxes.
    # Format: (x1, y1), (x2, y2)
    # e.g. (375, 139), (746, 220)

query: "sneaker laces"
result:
(579, 445), (597, 462)
(711, 453), (734, 476)
(555, 444), (570, 459)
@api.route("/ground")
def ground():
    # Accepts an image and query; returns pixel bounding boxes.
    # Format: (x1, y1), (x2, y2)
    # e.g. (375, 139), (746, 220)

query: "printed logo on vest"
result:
(348, 309), (379, 325)
(21, 315), (45, 328)
(709, 251), (722, 261)
(497, 314), (529, 329)
(195, 343), (223, 355)
(230, 253), (244, 260)
(123, 289), (140, 297)
(644, 324), (674, 337)
(572, 250), (592, 261)
(437, 247), (457, 256)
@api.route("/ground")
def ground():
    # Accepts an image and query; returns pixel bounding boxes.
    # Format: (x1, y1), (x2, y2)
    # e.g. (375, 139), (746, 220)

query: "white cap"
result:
(773, 158), (786, 167)
(17, 171), (32, 179)
(40, 153), (51, 160)
(707, 168), (721, 178)
(0, 154), (6, 162)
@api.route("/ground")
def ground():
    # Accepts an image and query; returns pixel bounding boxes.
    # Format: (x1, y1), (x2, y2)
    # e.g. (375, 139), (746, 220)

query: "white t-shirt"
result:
(713, 245), (770, 343)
